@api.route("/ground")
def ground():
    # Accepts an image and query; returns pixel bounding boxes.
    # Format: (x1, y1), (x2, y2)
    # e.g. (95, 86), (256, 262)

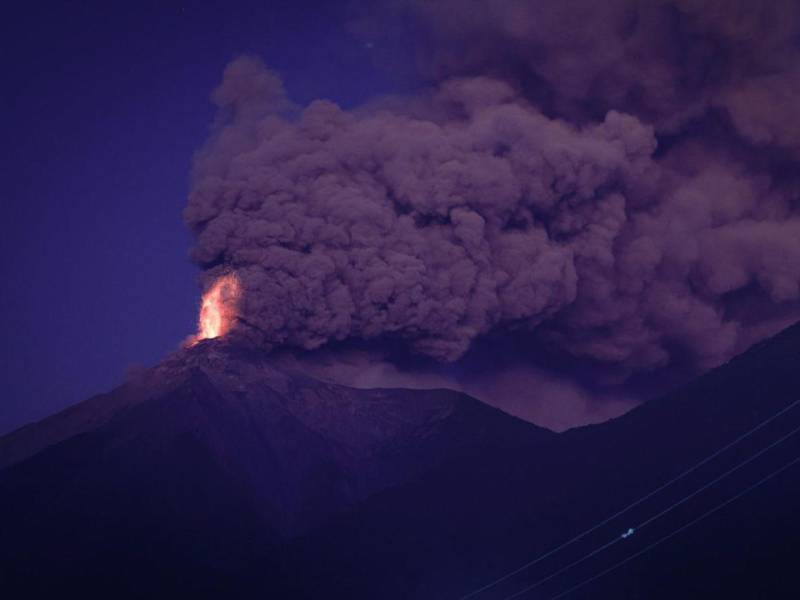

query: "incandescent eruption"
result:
(189, 273), (241, 345)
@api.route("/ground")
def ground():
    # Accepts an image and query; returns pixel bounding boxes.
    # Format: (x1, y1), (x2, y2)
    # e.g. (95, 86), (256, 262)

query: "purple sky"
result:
(4, 0), (800, 435)
(0, 0), (398, 434)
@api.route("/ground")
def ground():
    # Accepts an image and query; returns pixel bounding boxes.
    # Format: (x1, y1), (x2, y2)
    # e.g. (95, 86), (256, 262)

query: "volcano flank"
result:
(2, 324), (800, 598)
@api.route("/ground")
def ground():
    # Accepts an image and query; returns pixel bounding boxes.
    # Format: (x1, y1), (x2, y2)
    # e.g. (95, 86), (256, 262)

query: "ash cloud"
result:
(356, 0), (800, 151)
(184, 1), (800, 415)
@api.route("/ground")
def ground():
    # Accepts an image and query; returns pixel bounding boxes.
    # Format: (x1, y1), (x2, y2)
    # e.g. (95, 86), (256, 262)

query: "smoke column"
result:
(183, 0), (800, 426)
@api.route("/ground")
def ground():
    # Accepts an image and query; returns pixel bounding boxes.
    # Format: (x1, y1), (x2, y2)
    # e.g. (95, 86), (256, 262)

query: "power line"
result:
(545, 453), (800, 600)
(501, 421), (800, 599)
(502, 537), (621, 600)
(457, 397), (800, 600)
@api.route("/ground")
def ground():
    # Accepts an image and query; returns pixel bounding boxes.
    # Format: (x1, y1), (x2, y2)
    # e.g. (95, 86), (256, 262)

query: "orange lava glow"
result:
(190, 273), (241, 345)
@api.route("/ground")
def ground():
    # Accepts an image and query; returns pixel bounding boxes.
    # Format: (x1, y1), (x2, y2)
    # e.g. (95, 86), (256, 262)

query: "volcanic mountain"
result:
(0, 339), (552, 596)
(2, 325), (800, 599)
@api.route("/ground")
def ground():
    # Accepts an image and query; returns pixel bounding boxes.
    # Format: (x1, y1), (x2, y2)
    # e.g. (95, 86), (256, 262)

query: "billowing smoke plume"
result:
(185, 0), (800, 397)
(355, 0), (800, 151)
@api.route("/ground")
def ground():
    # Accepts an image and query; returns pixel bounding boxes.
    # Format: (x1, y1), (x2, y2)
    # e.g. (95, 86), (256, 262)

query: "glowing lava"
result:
(191, 273), (241, 345)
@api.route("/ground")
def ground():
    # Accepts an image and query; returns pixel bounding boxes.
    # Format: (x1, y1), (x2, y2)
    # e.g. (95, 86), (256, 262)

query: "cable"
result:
(636, 422), (800, 530)
(502, 538), (621, 600)
(545, 453), (800, 600)
(501, 421), (800, 599)
(457, 397), (800, 600)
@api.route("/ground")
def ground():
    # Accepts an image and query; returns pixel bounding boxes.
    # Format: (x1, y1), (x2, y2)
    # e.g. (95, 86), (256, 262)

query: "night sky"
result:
(1, 0), (396, 434)
(4, 0), (800, 435)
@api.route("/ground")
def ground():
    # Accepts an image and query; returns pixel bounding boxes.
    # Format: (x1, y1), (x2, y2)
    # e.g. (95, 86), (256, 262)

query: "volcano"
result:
(2, 326), (800, 599)
(0, 339), (551, 597)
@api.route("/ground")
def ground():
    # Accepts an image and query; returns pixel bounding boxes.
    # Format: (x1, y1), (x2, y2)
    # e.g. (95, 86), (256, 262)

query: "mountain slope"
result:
(291, 322), (800, 599)
(2, 324), (800, 599)
(0, 339), (552, 597)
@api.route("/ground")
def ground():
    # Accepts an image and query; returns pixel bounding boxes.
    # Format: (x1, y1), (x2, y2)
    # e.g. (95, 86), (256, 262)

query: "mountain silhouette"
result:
(2, 325), (800, 599)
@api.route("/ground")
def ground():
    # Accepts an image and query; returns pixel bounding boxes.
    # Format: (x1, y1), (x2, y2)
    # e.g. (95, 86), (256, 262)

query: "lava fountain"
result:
(189, 273), (241, 345)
